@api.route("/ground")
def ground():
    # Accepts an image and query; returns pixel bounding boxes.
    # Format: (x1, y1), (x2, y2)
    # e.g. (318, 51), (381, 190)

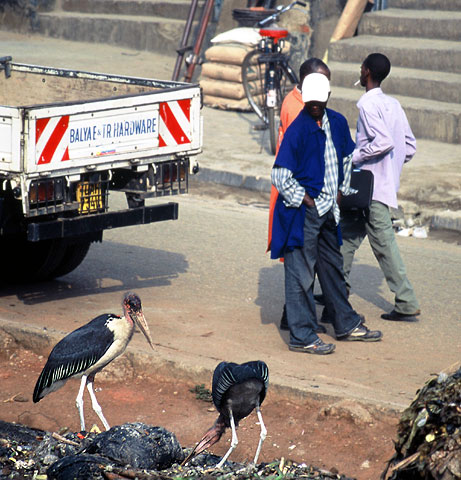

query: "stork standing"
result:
(184, 360), (269, 468)
(33, 292), (154, 432)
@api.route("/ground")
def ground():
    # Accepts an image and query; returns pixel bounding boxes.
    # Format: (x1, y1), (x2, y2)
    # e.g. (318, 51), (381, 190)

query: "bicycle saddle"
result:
(259, 27), (288, 40)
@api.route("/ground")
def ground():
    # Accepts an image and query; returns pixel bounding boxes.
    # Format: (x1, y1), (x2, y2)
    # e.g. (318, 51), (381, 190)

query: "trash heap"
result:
(382, 364), (461, 480)
(0, 420), (355, 479)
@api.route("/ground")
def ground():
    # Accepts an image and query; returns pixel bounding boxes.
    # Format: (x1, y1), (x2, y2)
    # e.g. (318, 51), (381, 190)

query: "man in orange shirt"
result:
(267, 58), (330, 332)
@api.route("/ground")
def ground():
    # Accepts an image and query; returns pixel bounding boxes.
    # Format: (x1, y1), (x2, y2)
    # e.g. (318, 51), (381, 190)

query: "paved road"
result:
(1, 188), (459, 412)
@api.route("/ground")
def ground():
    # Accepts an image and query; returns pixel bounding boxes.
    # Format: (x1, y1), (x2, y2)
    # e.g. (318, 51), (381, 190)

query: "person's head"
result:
(299, 58), (331, 86)
(360, 53), (391, 88)
(302, 73), (331, 120)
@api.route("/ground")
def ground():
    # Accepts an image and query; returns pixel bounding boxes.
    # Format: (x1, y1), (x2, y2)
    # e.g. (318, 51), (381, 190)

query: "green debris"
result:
(190, 384), (213, 403)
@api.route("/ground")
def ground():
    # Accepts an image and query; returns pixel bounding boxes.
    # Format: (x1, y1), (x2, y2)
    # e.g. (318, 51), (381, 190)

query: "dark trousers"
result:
(284, 207), (361, 346)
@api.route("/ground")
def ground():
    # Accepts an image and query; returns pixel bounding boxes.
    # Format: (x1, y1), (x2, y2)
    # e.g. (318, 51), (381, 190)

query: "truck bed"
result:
(0, 63), (174, 107)
(0, 61), (202, 178)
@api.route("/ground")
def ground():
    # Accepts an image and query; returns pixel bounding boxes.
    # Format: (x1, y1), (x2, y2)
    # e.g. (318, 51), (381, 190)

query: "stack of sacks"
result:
(200, 27), (261, 110)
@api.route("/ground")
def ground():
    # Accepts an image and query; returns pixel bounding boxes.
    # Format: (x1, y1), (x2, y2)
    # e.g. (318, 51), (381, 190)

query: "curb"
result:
(195, 167), (272, 193)
(0, 319), (403, 415)
(194, 168), (461, 233)
(431, 211), (461, 233)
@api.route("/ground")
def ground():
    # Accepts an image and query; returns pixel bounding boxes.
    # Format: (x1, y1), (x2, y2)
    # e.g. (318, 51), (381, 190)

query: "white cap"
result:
(301, 73), (331, 103)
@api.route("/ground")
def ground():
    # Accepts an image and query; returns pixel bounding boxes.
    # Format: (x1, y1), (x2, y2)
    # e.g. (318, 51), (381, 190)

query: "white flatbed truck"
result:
(0, 56), (202, 281)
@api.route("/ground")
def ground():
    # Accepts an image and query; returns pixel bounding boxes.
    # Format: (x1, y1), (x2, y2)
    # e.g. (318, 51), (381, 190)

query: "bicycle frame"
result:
(241, 0), (306, 153)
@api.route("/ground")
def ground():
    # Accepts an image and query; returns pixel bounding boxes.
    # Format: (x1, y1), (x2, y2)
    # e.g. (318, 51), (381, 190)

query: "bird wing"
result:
(243, 360), (269, 404)
(33, 314), (117, 402)
(212, 361), (238, 409)
(212, 360), (269, 409)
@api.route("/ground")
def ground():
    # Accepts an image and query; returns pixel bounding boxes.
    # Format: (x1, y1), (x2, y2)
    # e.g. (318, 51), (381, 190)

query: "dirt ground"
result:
(1, 348), (399, 480)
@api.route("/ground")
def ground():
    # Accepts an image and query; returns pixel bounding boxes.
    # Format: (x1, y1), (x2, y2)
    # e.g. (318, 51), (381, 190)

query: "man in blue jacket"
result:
(271, 73), (382, 354)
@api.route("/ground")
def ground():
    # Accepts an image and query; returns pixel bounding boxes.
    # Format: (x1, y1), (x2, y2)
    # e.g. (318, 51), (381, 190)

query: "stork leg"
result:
(216, 410), (238, 468)
(86, 375), (110, 431)
(76, 375), (88, 432)
(253, 406), (267, 465)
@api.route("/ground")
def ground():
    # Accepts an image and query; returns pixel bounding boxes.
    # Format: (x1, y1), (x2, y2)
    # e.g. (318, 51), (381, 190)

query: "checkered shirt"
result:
(271, 111), (354, 224)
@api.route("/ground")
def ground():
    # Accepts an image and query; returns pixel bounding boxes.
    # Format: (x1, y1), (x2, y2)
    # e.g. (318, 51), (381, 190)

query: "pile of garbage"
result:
(0, 420), (354, 479)
(382, 364), (461, 480)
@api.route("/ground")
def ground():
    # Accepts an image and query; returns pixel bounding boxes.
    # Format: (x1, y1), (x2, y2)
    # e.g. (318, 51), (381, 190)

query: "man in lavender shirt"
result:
(340, 53), (420, 322)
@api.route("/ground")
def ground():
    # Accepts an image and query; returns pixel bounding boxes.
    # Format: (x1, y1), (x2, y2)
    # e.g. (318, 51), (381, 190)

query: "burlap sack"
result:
(204, 44), (254, 65)
(203, 94), (252, 111)
(201, 62), (260, 82)
(200, 78), (247, 100)
(201, 62), (245, 83)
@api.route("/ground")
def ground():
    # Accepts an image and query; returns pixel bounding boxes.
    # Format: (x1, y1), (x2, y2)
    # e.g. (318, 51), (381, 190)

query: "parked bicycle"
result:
(241, 0), (306, 154)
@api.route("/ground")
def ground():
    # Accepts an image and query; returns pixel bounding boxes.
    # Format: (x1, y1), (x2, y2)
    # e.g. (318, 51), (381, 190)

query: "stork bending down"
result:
(33, 292), (154, 432)
(183, 360), (269, 468)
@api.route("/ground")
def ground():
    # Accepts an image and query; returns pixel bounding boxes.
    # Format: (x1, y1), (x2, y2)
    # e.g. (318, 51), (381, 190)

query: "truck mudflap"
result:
(27, 202), (178, 242)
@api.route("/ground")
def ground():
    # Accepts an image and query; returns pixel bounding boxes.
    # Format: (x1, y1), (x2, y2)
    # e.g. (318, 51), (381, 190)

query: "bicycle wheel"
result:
(242, 49), (267, 123)
(268, 62), (298, 154)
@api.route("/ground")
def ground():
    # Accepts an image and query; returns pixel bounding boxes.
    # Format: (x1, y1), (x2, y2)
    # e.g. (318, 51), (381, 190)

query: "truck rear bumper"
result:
(27, 202), (178, 242)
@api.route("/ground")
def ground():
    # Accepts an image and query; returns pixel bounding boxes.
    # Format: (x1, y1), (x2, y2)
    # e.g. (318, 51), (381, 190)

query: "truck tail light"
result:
(30, 180), (57, 204)
(162, 162), (186, 184)
(155, 159), (188, 196)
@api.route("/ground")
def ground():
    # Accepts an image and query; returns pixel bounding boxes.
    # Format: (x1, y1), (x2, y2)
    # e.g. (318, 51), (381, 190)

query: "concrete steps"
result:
(359, 8), (461, 41)
(390, 0), (461, 11)
(327, 2), (461, 144)
(329, 86), (461, 144)
(4, 0), (206, 56)
(36, 11), (186, 54)
(329, 61), (461, 104)
(329, 35), (461, 74)
(60, 0), (201, 21)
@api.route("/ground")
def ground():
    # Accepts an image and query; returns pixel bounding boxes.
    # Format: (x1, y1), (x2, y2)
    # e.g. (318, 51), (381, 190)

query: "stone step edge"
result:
(331, 86), (461, 113)
(363, 7), (461, 19)
(328, 61), (461, 84)
(38, 11), (187, 24)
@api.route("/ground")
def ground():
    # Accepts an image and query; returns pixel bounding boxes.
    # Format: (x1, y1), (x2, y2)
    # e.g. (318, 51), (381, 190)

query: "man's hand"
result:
(337, 191), (343, 206)
(303, 193), (315, 207)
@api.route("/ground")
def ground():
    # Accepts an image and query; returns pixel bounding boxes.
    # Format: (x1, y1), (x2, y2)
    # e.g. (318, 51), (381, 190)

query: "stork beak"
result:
(181, 423), (224, 465)
(133, 311), (154, 350)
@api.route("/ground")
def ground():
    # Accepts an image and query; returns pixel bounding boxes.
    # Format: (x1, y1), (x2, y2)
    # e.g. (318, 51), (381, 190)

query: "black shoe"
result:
(340, 324), (382, 342)
(289, 338), (336, 355)
(381, 309), (420, 322)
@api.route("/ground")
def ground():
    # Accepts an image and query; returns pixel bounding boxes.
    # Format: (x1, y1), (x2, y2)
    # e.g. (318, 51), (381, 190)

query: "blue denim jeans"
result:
(284, 207), (361, 346)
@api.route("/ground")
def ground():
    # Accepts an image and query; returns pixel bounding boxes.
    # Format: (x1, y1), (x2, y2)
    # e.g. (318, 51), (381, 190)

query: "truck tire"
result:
(52, 241), (91, 278)
(2, 237), (68, 282)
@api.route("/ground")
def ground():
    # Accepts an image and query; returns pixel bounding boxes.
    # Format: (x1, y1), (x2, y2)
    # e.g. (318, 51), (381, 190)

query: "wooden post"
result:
(323, 0), (369, 62)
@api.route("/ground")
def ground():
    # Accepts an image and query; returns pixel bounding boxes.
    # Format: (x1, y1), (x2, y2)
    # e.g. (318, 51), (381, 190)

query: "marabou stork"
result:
(184, 360), (269, 468)
(33, 292), (154, 432)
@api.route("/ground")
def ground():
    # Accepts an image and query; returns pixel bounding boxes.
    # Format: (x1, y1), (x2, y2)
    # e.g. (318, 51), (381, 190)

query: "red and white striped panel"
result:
(36, 116), (70, 165)
(158, 99), (191, 147)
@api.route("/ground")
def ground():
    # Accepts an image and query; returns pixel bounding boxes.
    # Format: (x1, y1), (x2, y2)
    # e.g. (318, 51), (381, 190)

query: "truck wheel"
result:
(6, 238), (68, 282)
(52, 241), (92, 278)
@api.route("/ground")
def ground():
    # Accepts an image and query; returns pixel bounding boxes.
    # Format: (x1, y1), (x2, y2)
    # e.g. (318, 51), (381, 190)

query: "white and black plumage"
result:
(184, 360), (269, 468)
(33, 292), (154, 432)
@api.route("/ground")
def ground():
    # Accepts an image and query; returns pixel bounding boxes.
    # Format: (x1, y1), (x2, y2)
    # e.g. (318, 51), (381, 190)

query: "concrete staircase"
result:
(23, 0), (204, 56)
(327, 0), (461, 144)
